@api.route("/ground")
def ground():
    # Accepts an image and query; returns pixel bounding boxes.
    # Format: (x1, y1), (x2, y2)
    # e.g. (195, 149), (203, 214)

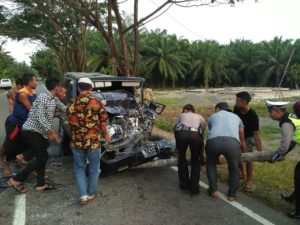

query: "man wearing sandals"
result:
(67, 77), (111, 204)
(0, 74), (37, 177)
(233, 91), (262, 192)
(7, 78), (66, 193)
(0, 78), (24, 173)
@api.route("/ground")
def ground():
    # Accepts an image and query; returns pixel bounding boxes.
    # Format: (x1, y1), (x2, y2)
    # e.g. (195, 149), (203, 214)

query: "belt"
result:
(174, 124), (202, 133)
(182, 127), (198, 132)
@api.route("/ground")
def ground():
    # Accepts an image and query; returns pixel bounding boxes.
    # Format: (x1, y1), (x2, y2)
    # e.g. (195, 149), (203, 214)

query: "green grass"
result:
(217, 159), (297, 212)
(260, 126), (280, 140)
(155, 120), (174, 133)
(156, 97), (180, 106)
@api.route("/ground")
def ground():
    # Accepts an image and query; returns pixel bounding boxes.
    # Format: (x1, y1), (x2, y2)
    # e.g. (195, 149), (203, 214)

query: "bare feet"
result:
(228, 196), (236, 202)
(16, 154), (28, 165)
(210, 191), (219, 198)
(35, 184), (56, 192)
(31, 171), (49, 179)
(7, 178), (21, 186)
(1, 161), (12, 177)
(7, 178), (27, 193)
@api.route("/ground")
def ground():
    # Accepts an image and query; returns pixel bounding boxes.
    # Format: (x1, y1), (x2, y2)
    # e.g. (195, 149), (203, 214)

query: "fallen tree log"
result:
(133, 151), (277, 169)
(241, 151), (276, 162)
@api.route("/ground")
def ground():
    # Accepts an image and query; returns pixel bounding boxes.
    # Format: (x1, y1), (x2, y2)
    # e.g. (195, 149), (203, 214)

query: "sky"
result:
(3, 0), (300, 64)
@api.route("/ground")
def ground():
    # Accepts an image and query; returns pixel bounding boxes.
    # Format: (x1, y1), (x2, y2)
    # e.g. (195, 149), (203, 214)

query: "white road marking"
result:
(12, 194), (26, 225)
(170, 166), (275, 225)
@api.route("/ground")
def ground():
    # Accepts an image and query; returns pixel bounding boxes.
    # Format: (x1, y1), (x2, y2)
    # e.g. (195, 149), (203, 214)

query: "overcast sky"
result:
(3, 0), (300, 64)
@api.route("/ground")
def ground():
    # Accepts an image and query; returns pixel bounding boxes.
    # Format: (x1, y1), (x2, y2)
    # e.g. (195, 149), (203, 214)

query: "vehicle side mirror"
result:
(149, 101), (166, 115)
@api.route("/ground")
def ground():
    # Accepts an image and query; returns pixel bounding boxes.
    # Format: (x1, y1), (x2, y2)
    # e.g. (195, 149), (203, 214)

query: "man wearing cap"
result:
(206, 102), (247, 202)
(266, 100), (300, 219)
(67, 77), (111, 204)
(234, 91), (262, 192)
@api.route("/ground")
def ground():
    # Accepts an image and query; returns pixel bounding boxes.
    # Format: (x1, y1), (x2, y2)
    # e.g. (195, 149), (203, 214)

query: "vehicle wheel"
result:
(59, 120), (72, 156)
(147, 135), (165, 142)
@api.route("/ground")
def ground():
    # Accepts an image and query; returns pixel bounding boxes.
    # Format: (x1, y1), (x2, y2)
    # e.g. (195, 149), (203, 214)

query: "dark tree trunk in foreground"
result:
(132, 151), (277, 169)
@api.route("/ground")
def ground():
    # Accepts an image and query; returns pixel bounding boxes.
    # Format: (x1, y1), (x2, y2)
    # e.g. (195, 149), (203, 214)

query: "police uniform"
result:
(174, 112), (205, 195)
(267, 100), (300, 219)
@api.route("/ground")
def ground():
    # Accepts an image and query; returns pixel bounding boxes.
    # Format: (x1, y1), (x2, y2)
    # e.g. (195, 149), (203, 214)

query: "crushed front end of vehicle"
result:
(92, 90), (175, 175)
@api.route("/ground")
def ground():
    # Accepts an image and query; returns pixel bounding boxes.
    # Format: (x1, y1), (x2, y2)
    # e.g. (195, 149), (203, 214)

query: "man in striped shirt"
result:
(7, 78), (66, 193)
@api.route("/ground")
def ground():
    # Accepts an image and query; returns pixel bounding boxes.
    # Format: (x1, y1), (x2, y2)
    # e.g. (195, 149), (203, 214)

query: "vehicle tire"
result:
(148, 135), (165, 142)
(59, 119), (72, 156)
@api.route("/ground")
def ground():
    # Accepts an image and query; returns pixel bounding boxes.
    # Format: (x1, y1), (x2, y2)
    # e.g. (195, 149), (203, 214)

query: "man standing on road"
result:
(0, 73), (37, 176)
(67, 77), (111, 204)
(267, 100), (300, 219)
(234, 91), (262, 192)
(7, 78), (23, 114)
(7, 78), (65, 193)
(15, 87), (67, 164)
(0, 78), (23, 172)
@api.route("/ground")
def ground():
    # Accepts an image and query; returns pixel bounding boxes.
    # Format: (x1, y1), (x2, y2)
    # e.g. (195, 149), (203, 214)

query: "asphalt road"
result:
(0, 84), (298, 225)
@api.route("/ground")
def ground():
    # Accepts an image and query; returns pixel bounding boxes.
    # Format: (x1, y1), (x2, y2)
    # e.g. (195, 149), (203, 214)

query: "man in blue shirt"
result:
(206, 102), (246, 202)
(0, 73), (37, 176)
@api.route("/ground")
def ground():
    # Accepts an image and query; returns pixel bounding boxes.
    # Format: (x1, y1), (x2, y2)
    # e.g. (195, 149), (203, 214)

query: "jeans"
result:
(14, 131), (49, 186)
(175, 131), (204, 193)
(205, 137), (241, 197)
(72, 148), (101, 198)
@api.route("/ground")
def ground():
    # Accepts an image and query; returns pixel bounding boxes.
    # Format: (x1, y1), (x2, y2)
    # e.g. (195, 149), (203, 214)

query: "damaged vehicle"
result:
(60, 72), (175, 175)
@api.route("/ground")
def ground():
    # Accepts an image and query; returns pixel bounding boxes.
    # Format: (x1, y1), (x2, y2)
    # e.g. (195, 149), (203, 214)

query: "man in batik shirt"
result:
(67, 77), (111, 204)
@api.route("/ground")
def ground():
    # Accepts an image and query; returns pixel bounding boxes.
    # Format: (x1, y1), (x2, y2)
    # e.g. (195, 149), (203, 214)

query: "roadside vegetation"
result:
(1, 1), (300, 90)
(154, 96), (298, 212)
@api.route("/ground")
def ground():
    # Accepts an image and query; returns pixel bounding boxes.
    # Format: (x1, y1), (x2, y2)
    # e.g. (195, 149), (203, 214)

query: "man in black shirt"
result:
(234, 91), (262, 192)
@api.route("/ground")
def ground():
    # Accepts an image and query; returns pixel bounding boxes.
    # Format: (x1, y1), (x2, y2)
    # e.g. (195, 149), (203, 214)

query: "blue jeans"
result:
(72, 148), (101, 198)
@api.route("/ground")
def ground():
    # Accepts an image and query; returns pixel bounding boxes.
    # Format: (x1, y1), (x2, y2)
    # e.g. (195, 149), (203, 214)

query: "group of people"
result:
(0, 74), (67, 192)
(0, 75), (110, 204)
(2, 76), (300, 215)
(174, 91), (300, 219)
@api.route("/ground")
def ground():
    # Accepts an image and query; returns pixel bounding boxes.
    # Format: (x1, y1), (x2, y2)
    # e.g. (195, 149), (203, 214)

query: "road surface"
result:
(0, 84), (298, 225)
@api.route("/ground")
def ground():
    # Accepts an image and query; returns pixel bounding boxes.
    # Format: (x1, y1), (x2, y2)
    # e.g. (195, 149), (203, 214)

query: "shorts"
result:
(3, 117), (23, 161)
(245, 137), (255, 152)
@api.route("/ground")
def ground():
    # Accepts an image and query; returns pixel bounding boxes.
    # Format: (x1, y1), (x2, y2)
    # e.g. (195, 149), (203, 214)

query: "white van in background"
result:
(0, 79), (12, 89)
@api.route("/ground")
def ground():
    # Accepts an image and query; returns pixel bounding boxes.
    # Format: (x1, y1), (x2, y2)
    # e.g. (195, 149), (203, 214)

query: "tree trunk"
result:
(132, 151), (277, 169)
(133, 0), (139, 77)
(111, 0), (130, 76)
(276, 67), (281, 87)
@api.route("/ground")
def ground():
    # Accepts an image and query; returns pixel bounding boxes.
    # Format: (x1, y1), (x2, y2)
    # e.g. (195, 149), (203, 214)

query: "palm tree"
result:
(86, 31), (110, 73)
(257, 37), (293, 86)
(226, 40), (261, 86)
(190, 40), (229, 89)
(140, 30), (190, 88)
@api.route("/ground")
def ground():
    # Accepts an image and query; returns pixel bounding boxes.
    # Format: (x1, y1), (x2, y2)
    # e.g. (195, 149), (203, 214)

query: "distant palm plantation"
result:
(1, 0), (300, 89)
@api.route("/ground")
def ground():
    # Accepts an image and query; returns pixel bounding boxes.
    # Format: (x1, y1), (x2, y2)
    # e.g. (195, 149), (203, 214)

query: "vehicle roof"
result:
(64, 72), (145, 83)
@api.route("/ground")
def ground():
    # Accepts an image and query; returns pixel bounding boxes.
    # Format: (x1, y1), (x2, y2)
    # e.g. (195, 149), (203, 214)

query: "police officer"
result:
(266, 100), (300, 219)
(174, 104), (206, 196)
